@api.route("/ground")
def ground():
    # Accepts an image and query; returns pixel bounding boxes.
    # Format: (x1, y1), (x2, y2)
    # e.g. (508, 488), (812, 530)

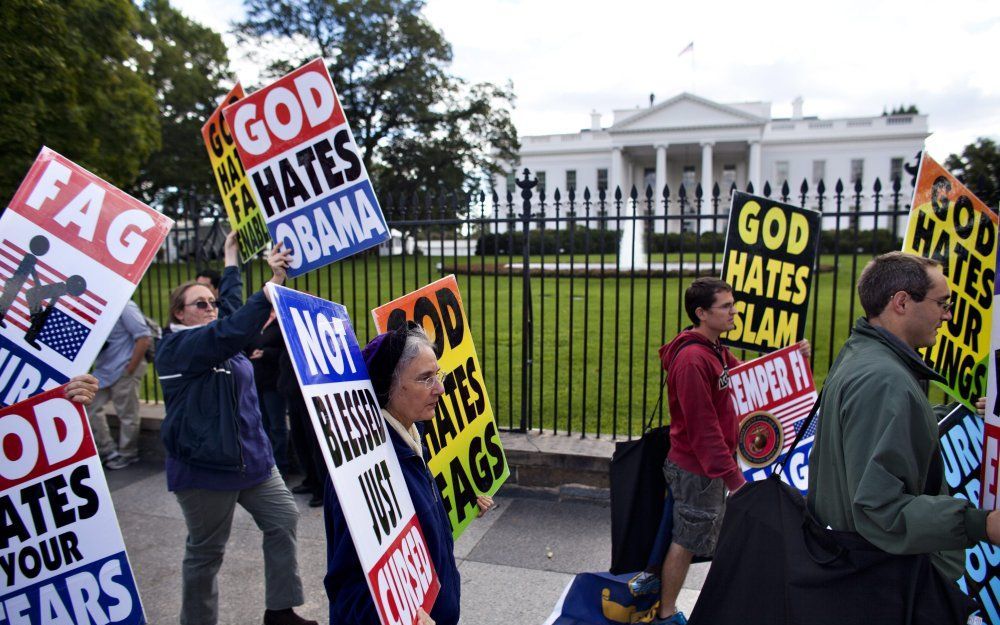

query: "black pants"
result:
(284, 390), (328, 496)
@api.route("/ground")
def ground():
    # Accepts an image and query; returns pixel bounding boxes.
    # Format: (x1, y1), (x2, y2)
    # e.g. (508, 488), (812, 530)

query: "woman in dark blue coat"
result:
(324, 323), (493, 625)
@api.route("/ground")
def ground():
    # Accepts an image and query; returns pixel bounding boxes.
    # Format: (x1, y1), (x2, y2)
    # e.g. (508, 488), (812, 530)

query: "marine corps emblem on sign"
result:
(738, 411), (784, 468)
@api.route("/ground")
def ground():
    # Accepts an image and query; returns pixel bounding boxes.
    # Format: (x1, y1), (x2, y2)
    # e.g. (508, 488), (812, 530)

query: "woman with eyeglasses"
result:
(156, 232), (316, 625)
(324, 322), (492, 625)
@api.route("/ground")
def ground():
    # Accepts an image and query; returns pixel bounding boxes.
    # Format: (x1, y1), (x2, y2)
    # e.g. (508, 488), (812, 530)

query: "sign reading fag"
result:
(201, 83), (270, 263)
(728, 343), (818, 495)
(721, 192), (820, 353)
(267, 285), (438, 625)
(223, 58), (390, 277)
(0, 148), (173, 407)
(903, 153), (998, 409)
(372, 276), (509, 539)
(0, 385), (145, 624)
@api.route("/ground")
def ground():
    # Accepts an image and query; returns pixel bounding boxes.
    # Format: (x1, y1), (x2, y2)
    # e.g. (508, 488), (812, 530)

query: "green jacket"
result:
(807, 317), (988, 580)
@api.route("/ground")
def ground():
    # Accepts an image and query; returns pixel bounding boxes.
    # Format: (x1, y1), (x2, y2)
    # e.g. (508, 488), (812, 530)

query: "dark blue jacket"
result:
(156, 267), (273, 475)
(324, 420), (461, 625)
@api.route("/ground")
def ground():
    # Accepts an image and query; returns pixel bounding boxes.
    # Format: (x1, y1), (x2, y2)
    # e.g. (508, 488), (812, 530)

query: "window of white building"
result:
(774, 161), (790, 187)
(566, 170), (576, 192)
(597, 168), (608, 192)
(536, 171), (546, 195)
(812, 160), (826, 186)
(890, 157), (904, 184)
(681, 166), (696, 192)
(851, 159), (864, 186)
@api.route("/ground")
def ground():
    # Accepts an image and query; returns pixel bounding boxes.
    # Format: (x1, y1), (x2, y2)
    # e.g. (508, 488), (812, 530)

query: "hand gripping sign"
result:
(728, 343), (818, 495)
(223, 59), (390, 277)
(0, 148), (173, 407)
(267, 285), (438, 625)
(903, 153), (998, 409)
(372, 276), (509, 539)
(721, 192), (821, 353)
(202, 83), (270, 263)
(0, 385), (145, 624)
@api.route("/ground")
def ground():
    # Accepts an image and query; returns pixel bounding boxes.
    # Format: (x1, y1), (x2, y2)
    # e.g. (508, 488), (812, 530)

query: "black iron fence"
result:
(135, 167), (917, 439)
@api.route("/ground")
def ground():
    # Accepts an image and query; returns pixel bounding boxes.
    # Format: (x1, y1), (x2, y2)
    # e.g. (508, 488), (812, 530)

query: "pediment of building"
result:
(610, 93), (766, 132)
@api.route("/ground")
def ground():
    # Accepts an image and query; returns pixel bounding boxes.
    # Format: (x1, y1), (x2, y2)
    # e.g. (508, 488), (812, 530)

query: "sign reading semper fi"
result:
(903, 153), (997, 409)
(202, 83), (270, 263)
(224, 59), (389, 277)
(0, 148), (173, 407)
(372, 276), (509, 539)
(0, 385), (145, 624)
(267, 285), (438, 625)
(721, 192), (820, 353)
(730, 343), (817, 494)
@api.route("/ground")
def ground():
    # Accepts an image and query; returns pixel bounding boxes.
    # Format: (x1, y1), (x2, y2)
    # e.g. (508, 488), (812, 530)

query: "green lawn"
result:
(134, 250), (922, 437)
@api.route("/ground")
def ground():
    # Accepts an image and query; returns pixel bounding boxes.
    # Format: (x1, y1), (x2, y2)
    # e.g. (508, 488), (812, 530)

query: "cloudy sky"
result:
(173, 0), (999, 159)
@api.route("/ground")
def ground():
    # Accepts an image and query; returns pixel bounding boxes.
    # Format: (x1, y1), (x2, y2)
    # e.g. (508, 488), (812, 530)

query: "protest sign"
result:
(939, 405), (1000, 625)
(372, 276), (509, 539)
(223, 58), (390, 277)
(201, 83), (270, 263)
(983, 240), (1000, 510)
(0, 385), (144, 624)
(543, 571), (660, 625)
(268, 285), (438, 625)
(721, 192), (820, 352)
(903, 153), (998, 408)
(729, 343), (818, 494)
(0, 148), (173, 407)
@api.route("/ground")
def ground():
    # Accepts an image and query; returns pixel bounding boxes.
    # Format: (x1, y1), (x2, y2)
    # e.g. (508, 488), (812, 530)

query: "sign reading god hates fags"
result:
(0, 148), (173, 407)
(202, 83), (270, 263)
(0, 385), (145, 624)
(903, 153), (998, 409)
(223, 59), (389, 277)
(721, 192), (820, 353)
(267, 285), (438, 625)
(372, 276), (509, 539)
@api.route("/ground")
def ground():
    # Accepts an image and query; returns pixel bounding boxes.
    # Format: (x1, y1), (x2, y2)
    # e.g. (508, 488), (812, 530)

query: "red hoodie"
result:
(658, 328), (745, 491)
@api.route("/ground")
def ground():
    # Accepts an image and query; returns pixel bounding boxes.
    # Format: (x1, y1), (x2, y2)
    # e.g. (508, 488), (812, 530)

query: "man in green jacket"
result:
(808, 251), (1000, 581)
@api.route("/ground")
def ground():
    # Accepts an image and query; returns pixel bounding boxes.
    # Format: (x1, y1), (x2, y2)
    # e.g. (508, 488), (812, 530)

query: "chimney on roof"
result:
(590, 110), (601, 131)
(650, 93), (655, 107)
(792, 96), (804, 120)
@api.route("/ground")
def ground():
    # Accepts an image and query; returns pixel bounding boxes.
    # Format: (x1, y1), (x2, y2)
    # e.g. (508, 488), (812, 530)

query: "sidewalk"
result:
(106, 457), (706, 625)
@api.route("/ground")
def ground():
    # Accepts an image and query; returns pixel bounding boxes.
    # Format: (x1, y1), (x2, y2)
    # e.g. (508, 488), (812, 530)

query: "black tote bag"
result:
(609, 424), (670, 574)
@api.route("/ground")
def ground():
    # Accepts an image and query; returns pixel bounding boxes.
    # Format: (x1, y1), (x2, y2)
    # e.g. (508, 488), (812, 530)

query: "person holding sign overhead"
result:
(155, 232), (316, 625)
(324, 322), (492, 625)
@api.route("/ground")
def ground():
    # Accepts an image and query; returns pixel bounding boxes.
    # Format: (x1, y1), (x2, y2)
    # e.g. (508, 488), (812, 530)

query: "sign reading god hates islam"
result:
(903, 153), (998, 409)
(268, 285), (439, 625)
(0, 148), (173, 407)
(223, 58), (389, 277)
(0, 385), (145, 624)
(721, 192), (820, 353)
(372, 276), (509, 539)
(729, 343), (818, 495)
(202, 83), (270, 263)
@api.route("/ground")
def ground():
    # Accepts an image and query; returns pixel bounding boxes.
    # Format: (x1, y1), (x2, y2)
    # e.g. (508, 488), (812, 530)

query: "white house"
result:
(496, 93), (928, 233)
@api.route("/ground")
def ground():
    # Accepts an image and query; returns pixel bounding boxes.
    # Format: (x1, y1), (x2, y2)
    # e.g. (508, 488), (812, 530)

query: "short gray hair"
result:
(857, 251), (942, 318)
(388, 325), (436, 402)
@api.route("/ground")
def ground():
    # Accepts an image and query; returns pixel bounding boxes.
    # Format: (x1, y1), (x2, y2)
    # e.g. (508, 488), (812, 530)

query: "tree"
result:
(234, 0), (519, 201)
(946, 137), (1000, 209)
(0, 0), (160, 204)
(128, 0), (234, 217)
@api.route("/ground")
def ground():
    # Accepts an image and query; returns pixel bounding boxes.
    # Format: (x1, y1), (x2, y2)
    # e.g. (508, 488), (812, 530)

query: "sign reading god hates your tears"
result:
(268, 285), (438, 625)
(721, 192), (820, 353)
(223, 58), (389, 277)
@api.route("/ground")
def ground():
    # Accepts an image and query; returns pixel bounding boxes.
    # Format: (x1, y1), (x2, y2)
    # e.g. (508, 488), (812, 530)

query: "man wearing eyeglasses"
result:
(809, 252), (1000, 601)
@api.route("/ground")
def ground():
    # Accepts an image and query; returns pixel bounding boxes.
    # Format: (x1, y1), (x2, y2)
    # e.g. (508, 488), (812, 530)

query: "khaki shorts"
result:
(663, 458), (727, 557)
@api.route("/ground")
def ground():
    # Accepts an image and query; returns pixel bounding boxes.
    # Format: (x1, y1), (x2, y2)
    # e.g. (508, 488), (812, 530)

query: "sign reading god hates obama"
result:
(372, 276), (509, 539)
(267, 285), (439, 625)
(1, 385), (145, 624)
(202, 83), (270, 263)
(903, 153), (998, 409)
(223, 59), (389, 277)
(0, 148), (173, 407)
(721, 192), (820, 353)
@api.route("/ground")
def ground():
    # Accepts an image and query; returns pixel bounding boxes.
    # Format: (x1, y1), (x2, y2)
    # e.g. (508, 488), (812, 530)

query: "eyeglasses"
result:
(184, 299), (219, 310)
(709, 302), (736, 312)
(908, 293), (953, 313)
(415, 370), (447, 389)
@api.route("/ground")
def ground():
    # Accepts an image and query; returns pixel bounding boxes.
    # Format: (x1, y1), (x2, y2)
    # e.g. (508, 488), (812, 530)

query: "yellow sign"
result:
(372, 276), (509, 539)
(201, 84), (269, 262)
(903, 153), (998, 408)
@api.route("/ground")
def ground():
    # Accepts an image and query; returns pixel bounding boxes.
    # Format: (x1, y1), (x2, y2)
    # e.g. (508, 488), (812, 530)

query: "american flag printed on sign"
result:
(772, 393), (817, 452)
(0, 239), (107, 359)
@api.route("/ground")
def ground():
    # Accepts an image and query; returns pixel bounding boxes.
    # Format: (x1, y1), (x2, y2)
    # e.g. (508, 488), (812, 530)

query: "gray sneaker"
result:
(105, 455), (139, 470)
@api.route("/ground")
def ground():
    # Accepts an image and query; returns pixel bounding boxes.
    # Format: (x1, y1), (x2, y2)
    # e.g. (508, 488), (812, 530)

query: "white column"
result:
(611, 147), (626, 201)
(655, 144), (668, 233)
(700, 141), (715, 231)
(749, 140), (762, 193)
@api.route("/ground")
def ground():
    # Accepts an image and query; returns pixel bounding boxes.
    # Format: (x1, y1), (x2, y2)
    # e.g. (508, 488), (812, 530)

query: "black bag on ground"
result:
(609, 424), (670, 575)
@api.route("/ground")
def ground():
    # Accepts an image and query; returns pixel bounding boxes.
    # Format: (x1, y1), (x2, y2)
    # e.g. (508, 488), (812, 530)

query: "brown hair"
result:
(857, 252), (942, 318)
(684, 277), (733, 326)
